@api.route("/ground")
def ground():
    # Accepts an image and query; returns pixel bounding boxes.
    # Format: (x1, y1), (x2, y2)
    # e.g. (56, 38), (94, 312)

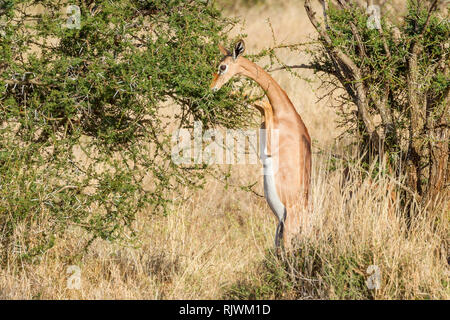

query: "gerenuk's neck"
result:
(238, 57), (299, 119)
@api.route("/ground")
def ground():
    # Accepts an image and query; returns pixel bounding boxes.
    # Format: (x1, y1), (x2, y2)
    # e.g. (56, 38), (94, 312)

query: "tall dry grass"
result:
(224, 156), (449, 299)
(0, 0), (448, 299)
(2, 151), (447, 299)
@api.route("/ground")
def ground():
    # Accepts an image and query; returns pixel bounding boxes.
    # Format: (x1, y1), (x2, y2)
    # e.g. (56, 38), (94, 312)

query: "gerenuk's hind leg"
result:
(274, 217), (285, 249)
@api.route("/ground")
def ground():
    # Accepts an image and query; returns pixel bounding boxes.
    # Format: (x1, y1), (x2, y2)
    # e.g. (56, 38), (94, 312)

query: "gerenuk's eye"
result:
(219, 64), (228, 74)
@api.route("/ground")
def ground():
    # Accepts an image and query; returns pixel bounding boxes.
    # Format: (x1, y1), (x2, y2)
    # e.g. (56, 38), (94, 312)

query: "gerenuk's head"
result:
(210, 40), (246, 92)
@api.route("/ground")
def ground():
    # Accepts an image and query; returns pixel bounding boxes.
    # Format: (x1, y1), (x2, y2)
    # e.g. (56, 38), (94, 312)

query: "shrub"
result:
(0, 0), (252, 261)
(267, 0), (448, 209)
(306, 0), (449, 207)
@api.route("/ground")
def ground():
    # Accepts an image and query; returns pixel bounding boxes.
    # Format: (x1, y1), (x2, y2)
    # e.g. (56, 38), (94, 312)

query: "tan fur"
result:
(211, 42), (312, 250)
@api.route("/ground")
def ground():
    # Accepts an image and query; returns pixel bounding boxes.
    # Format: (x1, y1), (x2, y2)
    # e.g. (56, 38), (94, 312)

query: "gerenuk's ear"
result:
(232, 39), (245, 60)
(218, 43), (230, 56)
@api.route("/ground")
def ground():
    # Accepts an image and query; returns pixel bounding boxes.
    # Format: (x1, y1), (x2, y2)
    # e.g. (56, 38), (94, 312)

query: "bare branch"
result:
(319, 0), (330, 30)
(304, 0), (380, 145)
(2, 79), (47, 86)
(268, 63), (328, 73)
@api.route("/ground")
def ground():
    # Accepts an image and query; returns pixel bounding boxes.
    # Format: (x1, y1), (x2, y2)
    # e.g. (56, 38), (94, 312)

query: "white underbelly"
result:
(260, 129), (286, 222)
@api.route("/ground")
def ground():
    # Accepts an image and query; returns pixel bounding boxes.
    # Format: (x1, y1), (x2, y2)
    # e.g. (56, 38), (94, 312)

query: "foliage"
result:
(310, 0), (449, 205)
(0, 0), (253, 261)
(276, 0), (449, 208)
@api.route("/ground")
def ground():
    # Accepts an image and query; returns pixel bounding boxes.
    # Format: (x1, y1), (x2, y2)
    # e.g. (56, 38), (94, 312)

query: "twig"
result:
(304, 0), (381, 148)
(268, 64), (325, 72)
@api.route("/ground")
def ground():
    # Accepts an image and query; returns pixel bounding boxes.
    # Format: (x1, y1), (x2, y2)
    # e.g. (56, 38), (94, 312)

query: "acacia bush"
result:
(264, 0), (448, 209)
(0, 0), (254, 261)
(304, 0), (448, 207)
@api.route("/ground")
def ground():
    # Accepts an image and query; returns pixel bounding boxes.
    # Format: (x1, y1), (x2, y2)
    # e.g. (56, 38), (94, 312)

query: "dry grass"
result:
(1, 152), (447, 299)
(0, 0), (448, 300)
(224, 158), (449, 300)
(0, 165), (274, 299)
